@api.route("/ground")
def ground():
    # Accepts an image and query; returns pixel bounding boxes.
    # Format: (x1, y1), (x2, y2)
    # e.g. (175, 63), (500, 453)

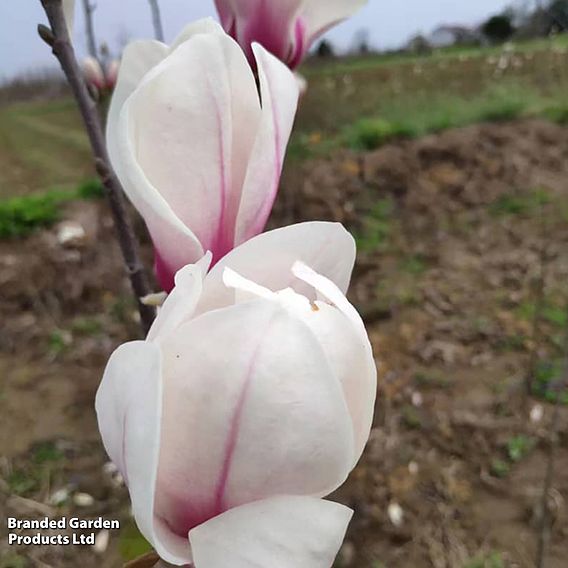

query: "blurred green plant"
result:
(506, 435), (535, 462)
(343, 83), (539, 151)
(490, 458), (510, 478)
(32, 441), (63, 465)
(355, 197), (395, 252)
(465, 551), (506, 568)
(532, 359), (568, 404)
(0, 553), (28, 568)
(0, 179), (103, 239)
(489, 188), (552, 217)
(119, 520), (153, 561)
(400, 254), (428, 276)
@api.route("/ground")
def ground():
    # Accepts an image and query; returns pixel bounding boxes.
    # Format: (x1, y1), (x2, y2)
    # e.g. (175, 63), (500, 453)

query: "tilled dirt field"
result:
(1, 119), (568, 567)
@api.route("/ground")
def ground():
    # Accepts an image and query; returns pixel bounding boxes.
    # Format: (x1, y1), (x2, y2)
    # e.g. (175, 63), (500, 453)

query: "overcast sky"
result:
(2, 0), (514, 80)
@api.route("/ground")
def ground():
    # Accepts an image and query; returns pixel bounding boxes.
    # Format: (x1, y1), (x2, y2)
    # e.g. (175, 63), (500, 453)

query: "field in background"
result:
(1, 35), (568, 199)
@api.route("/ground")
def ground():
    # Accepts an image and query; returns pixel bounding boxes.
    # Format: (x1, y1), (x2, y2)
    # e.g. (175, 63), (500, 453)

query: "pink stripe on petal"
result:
(288, 17), (308, 69)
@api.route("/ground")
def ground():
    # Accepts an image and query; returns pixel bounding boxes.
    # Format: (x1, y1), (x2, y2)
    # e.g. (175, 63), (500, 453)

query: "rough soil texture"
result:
(1, 119), (568, 567)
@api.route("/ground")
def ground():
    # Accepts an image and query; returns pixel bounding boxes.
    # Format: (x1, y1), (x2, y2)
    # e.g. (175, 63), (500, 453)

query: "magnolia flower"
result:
(82, 57), (120, 92)
(106, 19), (299, 292)
(214, 0), (367, 68)
(96, 222), (376, 567)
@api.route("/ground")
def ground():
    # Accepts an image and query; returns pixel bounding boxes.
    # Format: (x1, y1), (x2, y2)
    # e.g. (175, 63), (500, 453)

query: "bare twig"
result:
(148, 0), (165, 42)
(39, 0), (155, 334)
(535, 301), (568, 568)
(525, 199), (548, 400)
(81, 0), (98, 59)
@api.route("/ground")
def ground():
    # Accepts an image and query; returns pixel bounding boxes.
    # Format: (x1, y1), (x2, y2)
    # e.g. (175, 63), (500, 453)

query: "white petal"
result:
(302, 0), (367, 42)
(234, 43), (299, 245)
(169, 18), (226, 51)
(153, 300), (354, 539)
(147, 253), (212, 343)
(198, 222), (356, 313)
(292, 262), (377, 463)
(120, 33), (260, 262)
(105, 38), (203, 284)
(95, 342), (191, 565)
(107, 39), (168, 162)
(190, 496), (352, 568)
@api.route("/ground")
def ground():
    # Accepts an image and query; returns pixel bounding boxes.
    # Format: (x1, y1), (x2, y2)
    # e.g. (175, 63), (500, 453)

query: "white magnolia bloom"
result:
(96, 222), (377, 567)
(106, 19), (299, 291)
(214, 0), (368, 68)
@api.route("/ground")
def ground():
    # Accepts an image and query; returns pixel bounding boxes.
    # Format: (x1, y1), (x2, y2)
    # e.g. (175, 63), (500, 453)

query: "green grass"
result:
(532, 359), (568, 404)
(506, 435), (535, 463)
(516, 299), (567, 329)
(0, 553), (27, 568)
(399, 255), (428, 276)
(302, 34), (568, 76)
(290, 81), (568, 158)
(344, 83), (559, 151)
(0, 179), (103, 239)
(464, 551), (506, 568)
(119, 520), (153, 562)
(489, 188), (552, 217)
(354, 197), (395, 252)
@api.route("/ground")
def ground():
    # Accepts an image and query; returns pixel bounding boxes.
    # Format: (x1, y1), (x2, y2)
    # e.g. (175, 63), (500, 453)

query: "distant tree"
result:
(406, 34), (431, 54)
(316, 40), (335, 58)
(352, 29), (371, 55)
(548, 0), (568, 31)
(481, 14), (516, 43)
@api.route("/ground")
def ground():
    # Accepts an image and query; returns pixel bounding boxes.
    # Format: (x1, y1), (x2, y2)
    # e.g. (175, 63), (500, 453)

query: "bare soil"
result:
(1, 119), (568, 567)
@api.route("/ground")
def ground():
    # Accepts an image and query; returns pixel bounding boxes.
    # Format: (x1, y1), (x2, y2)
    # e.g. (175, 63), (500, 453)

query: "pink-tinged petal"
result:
(293, 262), (377, 464)
(105, 60), (120, 90)
(107, 19), (225, 165)
(189, 496), (353, 568)
(82, 56), (105, 90)
(95, 342), (191, 565)
(154, 300), (354, 538)
(213, 0), (235, 31)
(302, 0), (367, 44)
(147, 254), (211, 344)
(120, 34), (260, 267)
(197, 222), (356, 314)
(234, 43), (299, 245)
(216, 0), (304, 64)
(114, 103), (204, 291)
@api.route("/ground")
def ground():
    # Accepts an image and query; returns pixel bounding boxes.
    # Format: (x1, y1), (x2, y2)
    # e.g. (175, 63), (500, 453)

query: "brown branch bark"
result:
(39, 0), (155, 335)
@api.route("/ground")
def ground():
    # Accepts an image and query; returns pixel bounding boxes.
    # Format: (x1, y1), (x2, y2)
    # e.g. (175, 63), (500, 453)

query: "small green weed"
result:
(0, 179), (103, 239)
(400, 255), (428, 276)
(355, 197), (395, 252)
(119, 520), (153, 561)
(506, 435), (535, 463)
(532, 359), (568, 404)
(32, 441), (63, 465)
(490, 458), (510, 478)
(465, 551), (505, 568)
(489, 188), (551, 217)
